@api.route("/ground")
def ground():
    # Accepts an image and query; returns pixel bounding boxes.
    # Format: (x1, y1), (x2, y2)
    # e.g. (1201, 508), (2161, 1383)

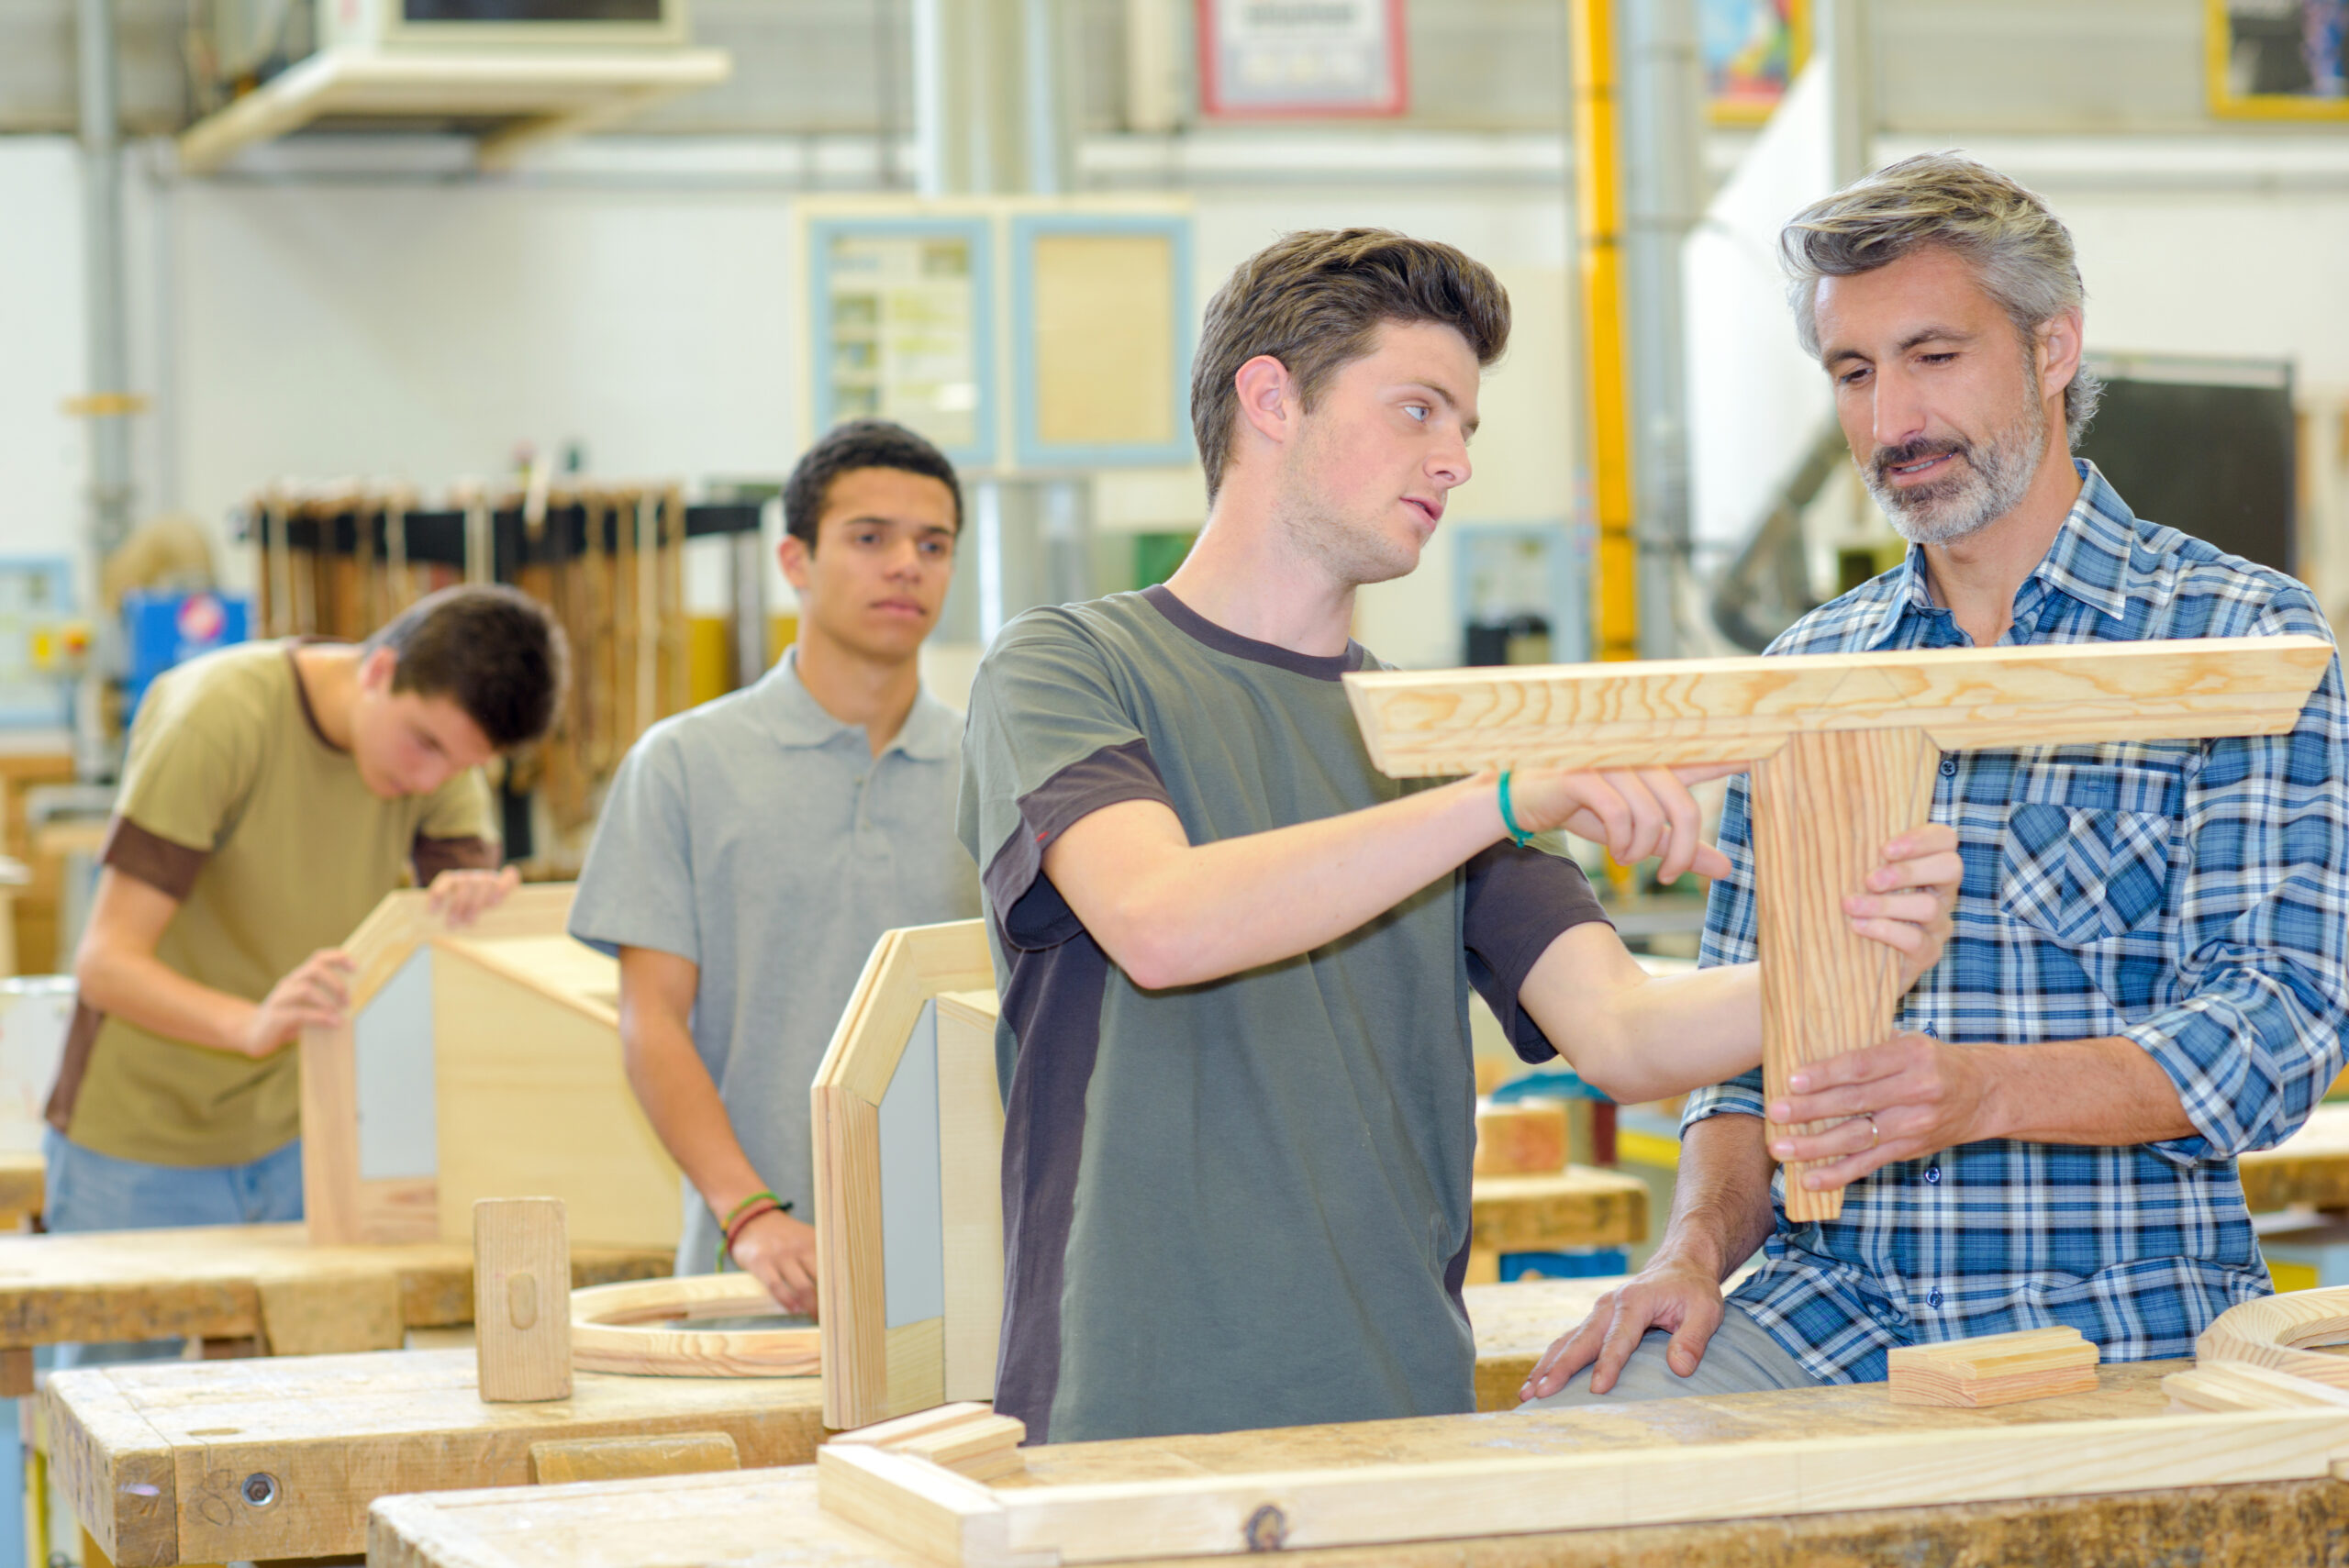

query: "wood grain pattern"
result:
(2164, 1362), (2349, 1412)
(473, 1198), (572, 1403)
(0, 1223), (667, 1354)
(528, 1431), (739, 1485)
(1887, 1327), (2099, 1407)
(813, 922), (996, 1430)
(1342, 636), (2334, 777)
(2197, 1285), (2349, 1389)
(936, 989), (1007, 1403)
(1474, 1101), (1570, 1176)
(297, 1018), (366, 1245)
(431, 947), (680, 1248)
(835, 1402), (1028, 1483)
(44, 1347), (826, 1564)
(885, 1316), (948, 1419)
(568, 1273), (818, 1377)
(1751, 728), (1939, 1221)
(818, 1084), (887, 1429)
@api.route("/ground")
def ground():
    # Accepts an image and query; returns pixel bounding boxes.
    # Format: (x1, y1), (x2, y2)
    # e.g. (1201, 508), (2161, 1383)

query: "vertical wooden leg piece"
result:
(1750, 728), (1940, 1222)
(474, 1197), (573, 1403)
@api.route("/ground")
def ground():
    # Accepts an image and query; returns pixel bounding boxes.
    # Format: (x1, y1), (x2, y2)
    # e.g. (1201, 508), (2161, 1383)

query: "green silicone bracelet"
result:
(1497, 769), (1533, 848)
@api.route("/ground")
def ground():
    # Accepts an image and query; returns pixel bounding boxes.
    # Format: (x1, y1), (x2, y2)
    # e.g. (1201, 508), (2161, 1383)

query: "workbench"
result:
(0, 1224), (670, 1388)
(366, 1361), (2345, 1568)
(1466, 1166), (1646, 1283)
(2242, 1102), (2349, 1214)
(42, 1279), (1619, 1565)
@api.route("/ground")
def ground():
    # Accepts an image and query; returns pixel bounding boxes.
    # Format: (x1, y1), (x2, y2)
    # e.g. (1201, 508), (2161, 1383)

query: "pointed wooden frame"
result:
(1344, 636), (2333, 1218)
(300, 883), (681, 1248)
(813, 920), (1005, 1430)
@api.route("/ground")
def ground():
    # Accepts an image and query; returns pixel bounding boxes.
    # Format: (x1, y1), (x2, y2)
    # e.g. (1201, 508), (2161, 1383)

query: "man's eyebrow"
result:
(1898, 325), (1975, 353)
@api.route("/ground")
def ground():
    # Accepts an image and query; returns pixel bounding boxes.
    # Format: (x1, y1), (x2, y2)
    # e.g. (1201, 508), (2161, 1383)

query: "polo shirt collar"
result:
(1864, 457), (2134, 648)
(751, 649), (958, 760)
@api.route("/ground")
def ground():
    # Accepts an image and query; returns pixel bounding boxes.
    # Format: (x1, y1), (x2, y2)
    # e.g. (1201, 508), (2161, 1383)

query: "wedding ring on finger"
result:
(1864, 1113), (1880, 1151)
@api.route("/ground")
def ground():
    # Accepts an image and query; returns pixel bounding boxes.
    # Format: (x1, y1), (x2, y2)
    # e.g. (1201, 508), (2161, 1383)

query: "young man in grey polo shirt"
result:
(573, 420), (979, 1311)
(958, 229), (1962, 1443)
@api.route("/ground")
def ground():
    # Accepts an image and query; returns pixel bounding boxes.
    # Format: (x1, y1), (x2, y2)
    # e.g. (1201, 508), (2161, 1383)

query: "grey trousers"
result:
(1518, 1303), (1824, 1407)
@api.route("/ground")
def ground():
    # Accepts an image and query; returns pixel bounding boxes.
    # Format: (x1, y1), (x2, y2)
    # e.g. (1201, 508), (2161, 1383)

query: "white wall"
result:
(0, 139), (88, 569)
(6, 130), (2349, 656)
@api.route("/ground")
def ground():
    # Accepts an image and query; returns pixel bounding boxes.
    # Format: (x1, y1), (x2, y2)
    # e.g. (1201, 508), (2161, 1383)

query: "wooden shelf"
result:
(177, 46), (733, 175)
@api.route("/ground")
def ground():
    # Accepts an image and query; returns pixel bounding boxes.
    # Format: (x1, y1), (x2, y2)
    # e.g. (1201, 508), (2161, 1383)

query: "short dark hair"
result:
(362, 585), (564, 750)
(782, 419), (963, 550)
(1190, 228), (1511, 502)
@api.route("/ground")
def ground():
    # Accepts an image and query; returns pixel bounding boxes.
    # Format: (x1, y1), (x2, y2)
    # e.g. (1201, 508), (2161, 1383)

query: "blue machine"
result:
(122, 590), (252, 720)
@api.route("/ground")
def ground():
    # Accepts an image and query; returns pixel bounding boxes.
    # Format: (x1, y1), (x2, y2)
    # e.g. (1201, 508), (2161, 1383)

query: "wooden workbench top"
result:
(1470, 1166), (1646, 1253)
(0, 1223), (669, 1355)
(41, 1278), (1609, 1565)
(2241, 1102), (2349, 1213)
(369, 1360), (2349, 1568)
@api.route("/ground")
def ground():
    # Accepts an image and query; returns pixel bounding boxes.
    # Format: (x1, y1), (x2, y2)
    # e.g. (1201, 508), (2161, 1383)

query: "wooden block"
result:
(1889, 1326), (2099, 1407)
(1473, 1099), (1569, 1176)
(1752, 728), (1939, 1221)
(473, 1199), (572, 1403)
(528, 1431), (740, 1485)
(833, 1400), (1027, 1480)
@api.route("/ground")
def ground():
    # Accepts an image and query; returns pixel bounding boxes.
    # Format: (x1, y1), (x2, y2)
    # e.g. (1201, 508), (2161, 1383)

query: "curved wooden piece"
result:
(571, 1273), (820, 1377)
(2196, 1285), (2349, 1390)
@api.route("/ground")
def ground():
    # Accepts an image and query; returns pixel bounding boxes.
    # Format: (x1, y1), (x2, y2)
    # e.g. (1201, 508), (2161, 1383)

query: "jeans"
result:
(41, 1128), (305, 1367)
(1517, 1300), (1826, 1407)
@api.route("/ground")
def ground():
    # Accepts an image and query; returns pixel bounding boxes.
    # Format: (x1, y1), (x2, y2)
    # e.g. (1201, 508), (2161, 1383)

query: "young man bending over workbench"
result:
(1520, 155), (2349, 1408)
(570, 420), (979, 1312)
(50, 586), (562, 1254)
(958, 228), (1965, 1443)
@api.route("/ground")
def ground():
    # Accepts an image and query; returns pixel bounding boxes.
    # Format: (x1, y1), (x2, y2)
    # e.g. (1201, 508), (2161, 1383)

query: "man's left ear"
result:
(2037, 309), (2084, 398)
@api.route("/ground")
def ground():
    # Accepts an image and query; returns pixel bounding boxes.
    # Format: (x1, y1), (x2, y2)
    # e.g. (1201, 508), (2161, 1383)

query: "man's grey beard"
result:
(1861, 389), (2048, 547)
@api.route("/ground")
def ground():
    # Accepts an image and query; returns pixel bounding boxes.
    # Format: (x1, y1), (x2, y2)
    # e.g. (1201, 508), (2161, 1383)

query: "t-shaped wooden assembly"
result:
(1345, 636), (2332, 1220)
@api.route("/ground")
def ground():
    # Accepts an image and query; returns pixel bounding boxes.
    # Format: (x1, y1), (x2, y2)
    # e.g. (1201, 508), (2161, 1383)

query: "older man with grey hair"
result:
(1520, 151), (2349, 1406)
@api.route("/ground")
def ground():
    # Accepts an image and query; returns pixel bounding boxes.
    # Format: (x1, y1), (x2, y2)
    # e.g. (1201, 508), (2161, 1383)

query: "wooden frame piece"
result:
(816, 1407), (2349, 1567)
(2197, 1286), (2349, 1391)
(1345, 637), (2332, 1218)
(301, 884), (680, 1248)
(812, 922), (1003, 1429)
(569, 1273), (818, 1376)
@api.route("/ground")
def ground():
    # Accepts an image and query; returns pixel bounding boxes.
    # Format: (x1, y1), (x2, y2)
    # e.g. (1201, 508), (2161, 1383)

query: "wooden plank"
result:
(1475, 1101), (1570, 1176)
(818, 1084), (888, 1429)
(528, 1432), (738, 1485)
(297, 1018), (366, 1246)
(473, 1198), (571, 1403)
(43, 1368), (177, 1567)
(1751, 728), (1939, 1221)
(361, 1450), (2349, 1568)
(1467, 1167), (1648, 1255)
(0, 1224), (668, 1352)
(1341, 636), (2335, 777)
(43, 1348), (825, 1564)
(818, 1443), (1034, 1568)
(436, 932), (620, 1029)
(431, 947), (680, 1249)
(2240, 1103), (2349, 1213)
(936, 989), (1007, 1403)
(885, 1316), (947, 1420)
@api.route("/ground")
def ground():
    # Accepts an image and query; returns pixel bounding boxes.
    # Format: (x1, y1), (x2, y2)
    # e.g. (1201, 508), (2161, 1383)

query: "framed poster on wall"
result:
(1197, 0), (1408, 119)
(1701, 0), (1809, 125)
(2209, 0), (2349, 119)
(1008, 213), (1196, 469)
(805, 214), (998, 470)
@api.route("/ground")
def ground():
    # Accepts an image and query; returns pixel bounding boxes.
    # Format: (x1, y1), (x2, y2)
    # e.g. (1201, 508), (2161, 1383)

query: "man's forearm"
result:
(77, 945), (250, 1053)
(1656, 1113), (1778, 1282)
(1522, 935), (1766, 1105)
(619, 1003), (771, 1218)
(1977, 1036), (2195, 1145)
(1055, 777), (1507, 990)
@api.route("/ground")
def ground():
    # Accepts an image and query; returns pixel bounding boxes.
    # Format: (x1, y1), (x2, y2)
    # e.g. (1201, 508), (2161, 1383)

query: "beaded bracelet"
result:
(715, 1191), (793, 1271)
(1497, 768), (1533, 848)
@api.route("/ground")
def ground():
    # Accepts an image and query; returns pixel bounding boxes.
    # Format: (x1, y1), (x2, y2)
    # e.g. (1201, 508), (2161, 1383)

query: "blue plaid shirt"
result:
(1687, 460), (2349, 1382)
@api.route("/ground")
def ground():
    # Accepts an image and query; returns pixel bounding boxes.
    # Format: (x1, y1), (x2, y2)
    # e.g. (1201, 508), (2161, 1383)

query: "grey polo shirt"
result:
(571, 651), (980, 1273)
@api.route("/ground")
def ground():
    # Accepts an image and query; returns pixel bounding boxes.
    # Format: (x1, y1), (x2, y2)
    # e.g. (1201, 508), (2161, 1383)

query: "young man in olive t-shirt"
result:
(47, 586), (563, 1256)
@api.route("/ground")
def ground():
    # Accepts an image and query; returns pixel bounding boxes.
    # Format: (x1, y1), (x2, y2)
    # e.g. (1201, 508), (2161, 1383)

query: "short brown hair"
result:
(362, 585), (565, 750)
(1190, 229), (1511, 501)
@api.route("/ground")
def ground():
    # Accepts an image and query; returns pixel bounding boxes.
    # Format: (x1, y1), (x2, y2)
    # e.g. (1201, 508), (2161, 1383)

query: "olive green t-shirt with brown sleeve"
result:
(47, 639), (497, 1168)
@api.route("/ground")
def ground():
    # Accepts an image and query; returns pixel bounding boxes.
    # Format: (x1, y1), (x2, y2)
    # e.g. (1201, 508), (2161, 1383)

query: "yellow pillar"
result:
(1569, 0), (1639, 664)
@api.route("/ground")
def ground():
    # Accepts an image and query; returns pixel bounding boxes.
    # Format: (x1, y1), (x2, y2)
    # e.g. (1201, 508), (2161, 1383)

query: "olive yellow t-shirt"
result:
(49, 640), (496, 1167)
